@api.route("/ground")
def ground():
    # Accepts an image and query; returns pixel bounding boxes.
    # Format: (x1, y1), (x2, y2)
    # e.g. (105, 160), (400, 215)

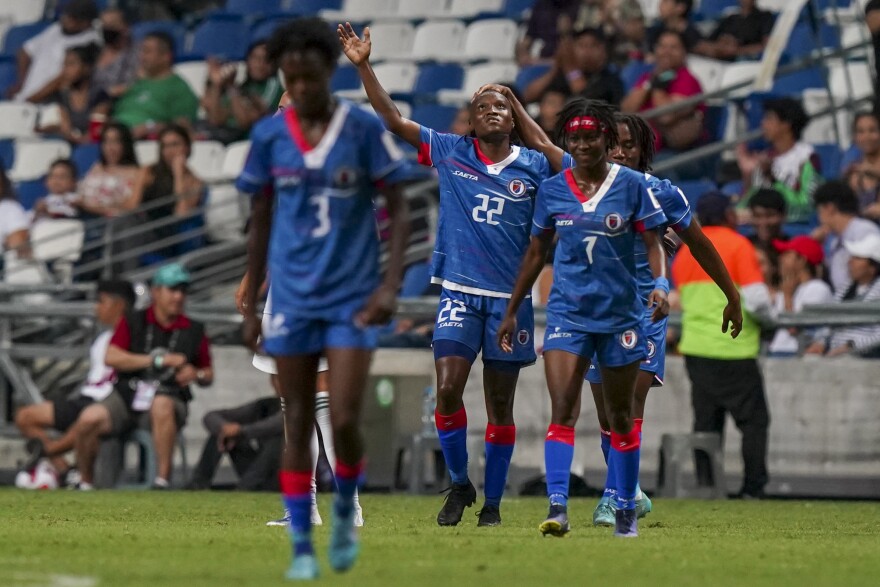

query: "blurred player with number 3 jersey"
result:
(237, 19), (412, 580)
(497, 99), (669, 539)
(338, 22), (570, 527)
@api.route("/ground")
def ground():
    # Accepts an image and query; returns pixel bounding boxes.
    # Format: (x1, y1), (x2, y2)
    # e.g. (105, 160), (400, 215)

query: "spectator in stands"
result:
(753, 242), (780, 298)
(516, 0), (581, 65)
(621, 29), (705, 152)
(671, 192), (772, 499)
(843, 112), (880, 221)
(79, 122), (140, 217)
(536, 91), (566, 135)
(736, 98), (821, 223)
(450, 106), (471, 136)
(32, 160), (81, 223)
(695, 0), (774, 61)
(8, 0), (100, 102)
(112, 32), (199, 140)
(93, 8), (139, 101)
(130, 124), (205, 259)
(645, 0), (702, 53)
(747, 188), (789, 251)
(14, 280), (135, 487)
(806, 234), (880, 358)
(523, 27), (625, 106)
(38, 44), (108, 145)
(186, 392), (283, 491)
(866, 1), (880, 111)
(0, 169), (31, 269)
(812, 181), (880, 295)
(768, 236), (833, 356)
(610, 0), (648, 65)
(200, 41), (284, 144)
(74, 263), (213, 490)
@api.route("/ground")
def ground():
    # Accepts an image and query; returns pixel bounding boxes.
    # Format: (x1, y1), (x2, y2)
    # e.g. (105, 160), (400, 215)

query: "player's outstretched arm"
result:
(678, 220), (743, 338)
(498, 231), (554, 353)
(357, 184), (410, 326)
(642, 229), (670, 323)
(242, 191), (272, 351)
(477, 83), (567, 173)
(338, 23), (421, 148)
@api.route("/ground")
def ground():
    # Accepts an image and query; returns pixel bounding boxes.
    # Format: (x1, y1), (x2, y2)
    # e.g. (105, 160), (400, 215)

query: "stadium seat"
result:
(360, 100), (412, 120)
(14, 178), (45, 209)
(320, 0), (397, 22)
(462, 19), (518, 61)
(839, 22), (872, 59)
(515, 63), (551, 96)
(770, 67), (824, 95)
(0, 0), (47, 25)
(221, 140), (251, 180)
(187, 16), (250, 61)
(503, 0), (537, 21)
(215, 0), (281, 19)
(411, 104), (459, 131)
(250, 17), (293, 45)
(135, 141), (159, 167)
(71, 143), (100, 177)
(365, 21), (416, 62)
(205, 184), (246, 242)
(695, 0), (738, 19)
(331, 65), (361, 93)
(675, 179), (717, 204)
(812, 144), (841, 178)
(827, 61), (873, 101)
(436, 61), (518, 104)
(0, 59), (17, 97)
(413, 64), (465, 97)
(276, 0), (341, 14)
(31, 219), (85, 262)
(0, 139), (13, 169)
(189, 141), (227, 183)
(718, 61), (761, 99)
(130, 21), (187, 55)
(9, 139), (70, 181)
(619, 60), (653, 91)
(448, 0), (504, 18)
(173, 61), (209, 99)
(373, 61), (419, 95)
(703, 105), (728, 143)
(0, 102), (38, 138)
(687, 56), (726, 95)
(411, 20), (467, 62)
(783, 23), (839, 60)
(1, 21), (51, 58)
(393, 0), (449, 19)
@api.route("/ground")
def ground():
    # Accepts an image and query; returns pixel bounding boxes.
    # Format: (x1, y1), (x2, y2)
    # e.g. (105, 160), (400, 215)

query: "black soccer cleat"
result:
(476, 505), (502, 527)
(539, 504), (570, 537)
(437, 481), (477, 526)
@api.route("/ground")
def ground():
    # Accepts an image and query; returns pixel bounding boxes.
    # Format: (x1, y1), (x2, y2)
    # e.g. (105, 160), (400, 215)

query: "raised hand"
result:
(337, 22), (371, 66)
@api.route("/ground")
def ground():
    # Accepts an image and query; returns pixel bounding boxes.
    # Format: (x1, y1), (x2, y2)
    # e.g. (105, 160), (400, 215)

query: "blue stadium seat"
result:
(278, 0), (342, 14)
(131, 21), (188, 56)
(400, 261), (431, 298)
(839, 145), (860, 174)
(71, 143), (100, 177)
(15, 179), (46, 210)
(515, 63), (551, 96)
(504, 0), (536, 20)
(331, 65), (360, 92)
(620, 60), (653, 91)
(1, 21), (51, 58)
(771, 67), (824, 95)
(720, 180), (743, 197)
(676, 179), (718, 204)
(250, 17), (293, 44)
(703, 105), (728, 143)
(411, 104), (458, 132)
(695, 0), (738, 20)
(413, 64), (464, 98)
(0, 59), (17, 97)
(813, 144), (841, 178)
(783, 23), (839, 59)
(0, 139), (14, 170)
(187, 16), (250, 61)
(217, 0), (281, 18)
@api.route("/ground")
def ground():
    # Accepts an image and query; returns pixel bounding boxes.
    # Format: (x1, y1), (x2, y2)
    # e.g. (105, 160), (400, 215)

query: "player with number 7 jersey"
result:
(338, 22), (569, 528)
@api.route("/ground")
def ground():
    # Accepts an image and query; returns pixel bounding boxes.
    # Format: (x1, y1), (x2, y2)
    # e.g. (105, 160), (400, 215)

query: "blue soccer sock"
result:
(435, 407), (469, 485)
(610, 428), (641, 511)
(483, 424), (515, 508)
(334, 459), (363, 519)
(634, 418), (644, 496)
(545, 424), (575, 507)
(280, 470), (314, 556)
(600, 429), (611, 464)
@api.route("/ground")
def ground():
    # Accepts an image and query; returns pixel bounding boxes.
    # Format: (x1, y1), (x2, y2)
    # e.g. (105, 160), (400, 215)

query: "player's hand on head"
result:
(648, 289), (670, 322)
(242, 313), (262, 353)
(496, 315), (517, 354)
(356, 283), (397, 327)
(474, 83), (508, 102)
(722, 298), (743, 339)
(337, 22), (371, 66)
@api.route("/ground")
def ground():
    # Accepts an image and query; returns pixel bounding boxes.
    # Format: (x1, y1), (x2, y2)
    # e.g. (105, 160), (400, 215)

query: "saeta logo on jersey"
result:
(605, 213), (625, 233)
(547, 327), (572, 340)
(517, 329), (530, 345)
(620, 329), (638, 349)
(508, 178), (527, 197)
(452, 170), (479, 181)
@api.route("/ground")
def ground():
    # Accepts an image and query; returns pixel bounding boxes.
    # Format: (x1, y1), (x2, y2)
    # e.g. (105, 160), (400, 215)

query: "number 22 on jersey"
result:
(472, 194), (505, 225)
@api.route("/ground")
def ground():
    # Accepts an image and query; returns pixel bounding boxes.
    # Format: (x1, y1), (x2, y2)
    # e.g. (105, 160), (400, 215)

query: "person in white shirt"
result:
(14, 280), (135, 487)
(32, 159), (81, 223)
(768, 236), (834, 356)
(0, 168), (31, 273)
(813, 180), (880, 294)
(10, 0), (100, 103)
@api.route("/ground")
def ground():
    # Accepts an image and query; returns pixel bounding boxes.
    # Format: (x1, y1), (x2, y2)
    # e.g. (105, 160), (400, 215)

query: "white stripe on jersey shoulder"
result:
(485, 145), (521, 176)
(431, 278), (525, 299)
(581, 163), (620, 213)
(303, 102), (350, 170)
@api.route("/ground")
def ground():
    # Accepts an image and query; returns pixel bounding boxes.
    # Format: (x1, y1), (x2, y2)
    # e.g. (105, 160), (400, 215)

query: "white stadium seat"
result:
(321, 0), (397, 22)
(0, 0), (47, 25)
(373, 61), (419, 93)
(173, 61), (209, 99)
(9, 139), (70, 181)
(205, 184), (246, 242)
(135, 141), (159, 167)
(366, 21), (415, 62)
(463, 19), (519, 61)
(437, 61), (518, 104)
(411, 20), (467, 62)
(718, 62), (762, 99)
(30, 219), (85, 263)
(0, 101), (38, 139)
(447, 0), (504, 18)
(827, 61), (874, 101)
(189, 140), (227, 183)
(687, 56), (727, 96)
(221, 140), (251, 181)
(360, 100), (412, 120)
(394, 0), (449, 19)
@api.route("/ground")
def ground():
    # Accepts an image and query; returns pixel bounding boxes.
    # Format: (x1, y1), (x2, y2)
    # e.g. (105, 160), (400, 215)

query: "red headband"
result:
(566, 116), (605, 134)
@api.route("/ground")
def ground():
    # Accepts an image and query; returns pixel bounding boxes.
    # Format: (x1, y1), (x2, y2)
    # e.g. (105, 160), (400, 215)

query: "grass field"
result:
(0, 490), (878, 587)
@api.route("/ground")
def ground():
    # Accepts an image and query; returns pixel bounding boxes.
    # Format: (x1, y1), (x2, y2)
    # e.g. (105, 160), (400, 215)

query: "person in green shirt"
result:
(201, 41), (283, 143)
(112, 31), (199, 139)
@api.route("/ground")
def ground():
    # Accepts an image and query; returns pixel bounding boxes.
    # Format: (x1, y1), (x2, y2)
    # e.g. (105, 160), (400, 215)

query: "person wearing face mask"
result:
(39, 44), (108, 145)
(94, 8), (139, 100)
(9, 0), (100, 103)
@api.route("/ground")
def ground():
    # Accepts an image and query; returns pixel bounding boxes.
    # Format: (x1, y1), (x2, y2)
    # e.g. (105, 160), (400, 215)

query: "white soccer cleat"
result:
(354, 503), (364, 527)
(311, 503), (323, 526)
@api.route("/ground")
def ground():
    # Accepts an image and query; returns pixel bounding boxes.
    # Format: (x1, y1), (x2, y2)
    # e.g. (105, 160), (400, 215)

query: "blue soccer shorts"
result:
(262, 309), (377, 357)
(543, 321), (647, 368)
(585, 312), (667, 386)
(431, 287), (536, 366)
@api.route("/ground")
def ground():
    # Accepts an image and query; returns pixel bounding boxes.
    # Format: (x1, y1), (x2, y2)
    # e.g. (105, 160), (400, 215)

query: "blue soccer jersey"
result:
(418, 127), (563, 297)
(236, 101), (411, 320)
(632, 174), (693, 302)
(532, 164), (668, 332)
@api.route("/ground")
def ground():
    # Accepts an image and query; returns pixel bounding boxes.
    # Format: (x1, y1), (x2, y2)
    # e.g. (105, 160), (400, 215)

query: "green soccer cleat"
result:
(285, 554), (319, 581)
(328, 507), (360, 573)
(592, 496), (617, 527)
(635, 492), (653, 519)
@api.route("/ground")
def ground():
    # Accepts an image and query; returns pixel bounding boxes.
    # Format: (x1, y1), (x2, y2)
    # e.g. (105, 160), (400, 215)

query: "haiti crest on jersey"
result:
(620, 329), (638, 349)
(605, 212), (624, 232)
(508, 178), (527, 197)
(517, 329), (530, 345)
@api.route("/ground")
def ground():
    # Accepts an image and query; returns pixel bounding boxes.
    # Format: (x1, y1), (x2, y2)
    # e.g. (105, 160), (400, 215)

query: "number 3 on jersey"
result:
(309, 194), (330, 238)
(473, 194), (505, 225)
